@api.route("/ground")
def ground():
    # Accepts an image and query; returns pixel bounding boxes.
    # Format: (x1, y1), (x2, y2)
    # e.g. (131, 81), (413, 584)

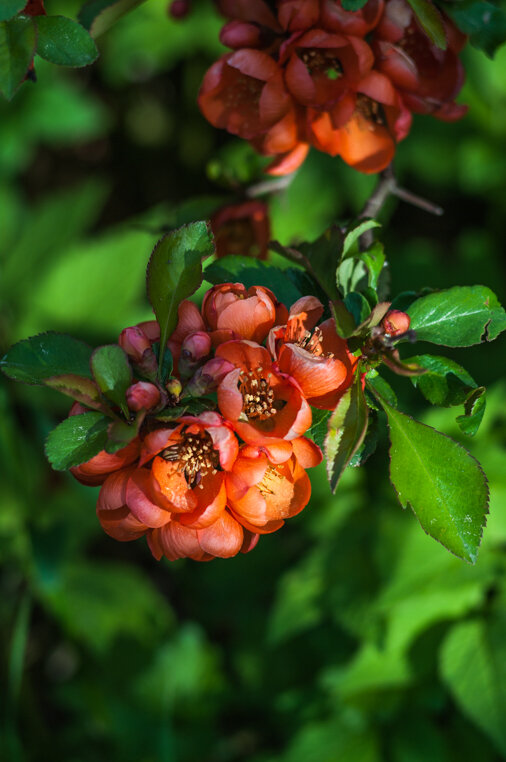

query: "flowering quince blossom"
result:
(64, 281), (359, 563)
(211, 200), (271, 259)
(198, 0), (467, 174)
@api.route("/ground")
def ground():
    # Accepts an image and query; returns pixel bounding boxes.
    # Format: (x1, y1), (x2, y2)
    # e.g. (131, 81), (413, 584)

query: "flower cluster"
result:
(71, 284), (358, 562)
(199, 0), (467, 174)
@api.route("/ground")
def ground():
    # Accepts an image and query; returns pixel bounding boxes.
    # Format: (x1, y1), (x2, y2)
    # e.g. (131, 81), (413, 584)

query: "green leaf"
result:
(204, 256), (303, 307)
(406, 0), (447, 49)
(456, 386), (486, 437)
(34, 15), (98, 67)
(358, 242), (385, 291)
(349, 412), (379, 467)
(377, 396), (489, 562)
(344, 291), (371, 327)
(106, 417), (140, 453)
(341, 0), (369, 9)
(336, 258), (368, 297)
(45, 412), (109, 470)
(342, 219), (380, 258)
(78, 0), (147, 37)
(146, 221), (213, 375)
(309, 408), (331, 452)
(447, 1), (506, 57)
(0, 16), (36, 100)
(325, 374), (369, 492)
(90, 345), (132, 415)
(440, 617), (506, 755)
(407, 354), (476, 406)
(297, 226), (344, 302)
(407, 285), (506, 346)
(44, 374), (107, 412)
(0, 1), (26, 22)
(366, 372), (398, 408)
(1, 332), (93, 384)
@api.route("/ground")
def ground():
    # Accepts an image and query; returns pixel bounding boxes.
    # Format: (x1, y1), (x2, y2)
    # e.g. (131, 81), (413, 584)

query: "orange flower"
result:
(226, 437), (321, 533)
(308, 71), (412, 173)
(202, 283), (288, 344)
(269, 296), (358, 409)
(215, 340), (312, 444)
(372, 0), (467, 121)
(211, 200), (271, 260)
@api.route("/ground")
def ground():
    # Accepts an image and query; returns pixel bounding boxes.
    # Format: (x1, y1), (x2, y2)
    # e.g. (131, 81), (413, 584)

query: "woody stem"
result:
(359, 163), (443, 248)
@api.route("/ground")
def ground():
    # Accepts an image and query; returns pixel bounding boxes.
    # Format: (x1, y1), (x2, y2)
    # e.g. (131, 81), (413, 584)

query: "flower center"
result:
(161, 431), (219, 489)
(238, 367), (276, 420)
(258, 466), (283, 496)
(286, 322), (335, 359)
(299, 48), (343, 79)
(355, 94), (386, 126)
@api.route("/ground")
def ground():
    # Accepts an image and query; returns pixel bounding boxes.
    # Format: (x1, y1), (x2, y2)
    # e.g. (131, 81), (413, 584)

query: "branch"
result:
(359, 163), (444, 248)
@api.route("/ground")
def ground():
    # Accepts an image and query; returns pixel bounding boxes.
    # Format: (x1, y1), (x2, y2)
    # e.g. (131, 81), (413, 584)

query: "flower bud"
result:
(169, 0), (191, 18)
(119, 326), (152, 363)
(126, 382), (161, 412)
(381, 310), (411, 337)
(178, 331), (212, 379)
(184, 357), (234, 397)
(166, 378), (183, 398)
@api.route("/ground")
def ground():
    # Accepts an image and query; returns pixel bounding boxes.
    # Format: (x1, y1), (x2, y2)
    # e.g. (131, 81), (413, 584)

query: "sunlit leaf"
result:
(325, 374), (368, 492)
(91, 344), (132, 415)
(45, 411), (109, 470)
(0, 332), (93, 384)
(35, 15), (98, 67)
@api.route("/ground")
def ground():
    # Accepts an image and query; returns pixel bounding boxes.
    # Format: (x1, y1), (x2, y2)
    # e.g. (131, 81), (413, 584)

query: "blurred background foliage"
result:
(1, 0), (506, 760)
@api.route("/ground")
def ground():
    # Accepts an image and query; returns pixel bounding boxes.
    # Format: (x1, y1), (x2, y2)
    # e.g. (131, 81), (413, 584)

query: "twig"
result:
(358, 163), (443, 248)
(246, 173), (297, 198)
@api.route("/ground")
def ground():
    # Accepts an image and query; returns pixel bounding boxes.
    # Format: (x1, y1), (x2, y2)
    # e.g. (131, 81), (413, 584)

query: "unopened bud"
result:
(184, 357), (234, 397)
(166, 378), (183, 398)
(126, 382), (161, 412)
(119, 326), (152, 362)
(381, 310), (411, 337)
(178, 331), (212, 379)
(169, 0), (191, 19)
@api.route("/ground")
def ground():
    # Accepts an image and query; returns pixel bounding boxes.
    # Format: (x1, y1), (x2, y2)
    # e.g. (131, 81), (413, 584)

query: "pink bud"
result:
(181, 331), (212, 361)
(382, 310), (411, 337)
(220, 20), (262, 49)
(169, 0), (191, 18)
(126, 382), (161, 412)
(184, 357), (234, 397)
(119, 326), (152, 362)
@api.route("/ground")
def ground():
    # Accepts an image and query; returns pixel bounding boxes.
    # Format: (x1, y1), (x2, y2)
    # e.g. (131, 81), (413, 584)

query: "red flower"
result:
(198, 50), (292, 141)
(278, 0), (320, 32)
(22, 0), (46, 15)
(226, 438), (321, 533)
(201, 283), (288, 344)
(269, 296), (358, 409)
(321, 0), (385, 36)
(218, 0), (282, 52)
(308, 70), (412, 173)
(215, 340), (312, 445)
(211, 200), (271, 260)
(282, 29), (374, 109)
(381, 309), (411, 336)
(372, 0), (467, 120)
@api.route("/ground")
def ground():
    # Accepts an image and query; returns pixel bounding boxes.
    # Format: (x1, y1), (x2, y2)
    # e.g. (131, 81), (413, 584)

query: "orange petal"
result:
(126, 469), (173, 528)
(292, 436), (323, 468)
(197, 511), (244, 558)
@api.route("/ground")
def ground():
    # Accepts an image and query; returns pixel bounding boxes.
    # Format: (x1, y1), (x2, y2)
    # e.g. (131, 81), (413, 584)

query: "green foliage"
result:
(440, 616), (506, 755)
(0, 332), (93, 384)
(146, 221), (213, 374)
(446, 0), (506, 57)
(35, 15), (98, 67)
(45, 411), (109, 470)
(79, 0), (147, 37)
(0, 1), (26, 23)
(325, 374), (369, 492)
(0, 17), (36, 100)
(90, 344), (131, 415)
(205, 255), (306, 307)
(407, 0), (446, 49)
(407, 285), (506, 345)
(378, 398), (489, 562)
